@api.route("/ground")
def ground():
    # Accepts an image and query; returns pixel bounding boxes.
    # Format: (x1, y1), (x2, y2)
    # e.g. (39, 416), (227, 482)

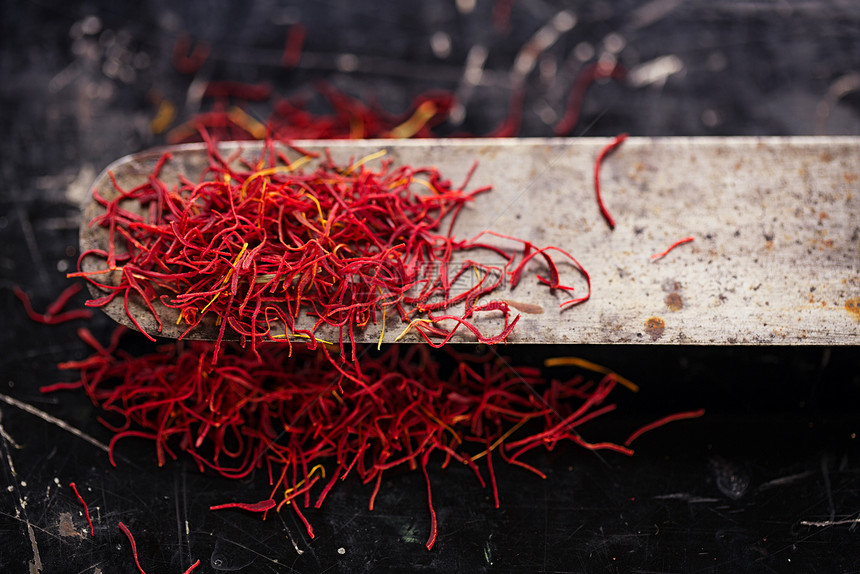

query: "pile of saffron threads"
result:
(46, 326), (698, 550)
(41, 67), (703, 551)
(73, 134), (590, 364)
(165, 86), (457, 144)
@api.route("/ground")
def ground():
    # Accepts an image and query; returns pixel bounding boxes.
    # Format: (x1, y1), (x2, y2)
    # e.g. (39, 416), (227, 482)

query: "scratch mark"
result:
(627, 0), (685, 30)
(174, 472), (186, 567)
(287, 534), (304, 555)
(276, 512), (320, 572)
(653, 492), (720, 503)
(0, 394), (109, 453)
(542, 484), (548, 572)
(821, 455), (835, 522)
(27, 523), (43, 574)
(0, 410), (19, 477)
(0, 414), (22, 449)
(800, 517), (860, 527)
(212, 536), (288, 569)
(757, 471), (814, 491)
(0, 510), (66, 542)
(16, 205), (50, 286)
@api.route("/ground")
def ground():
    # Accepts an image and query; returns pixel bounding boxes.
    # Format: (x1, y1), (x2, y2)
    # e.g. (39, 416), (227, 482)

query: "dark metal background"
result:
(1, 1), (859, 572)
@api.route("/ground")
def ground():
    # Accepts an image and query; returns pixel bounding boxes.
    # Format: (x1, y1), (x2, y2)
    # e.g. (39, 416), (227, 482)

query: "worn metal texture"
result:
(81, 136), (860, 345)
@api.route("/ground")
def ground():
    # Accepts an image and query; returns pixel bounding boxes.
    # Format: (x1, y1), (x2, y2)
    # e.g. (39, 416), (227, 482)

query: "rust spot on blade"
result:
(665, 292), (683, 311)
(846, 298), (860, 320)
(644, 316), (665, 340)
(502, 300), (544, 314)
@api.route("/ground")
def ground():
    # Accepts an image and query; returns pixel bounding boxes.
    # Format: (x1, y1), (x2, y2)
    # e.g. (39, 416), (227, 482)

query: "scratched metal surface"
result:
(82, 136), (860, 345)
(2, 0), (860, 573)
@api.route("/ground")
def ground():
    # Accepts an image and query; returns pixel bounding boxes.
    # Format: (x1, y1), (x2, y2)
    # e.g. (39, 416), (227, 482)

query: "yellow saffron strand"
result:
(345, 149), (387, 174)
(196, 242), (249, 319)
(239, 157), (312, 200)
(393, 318), (434, 342)
(226, 106), (268, 139)
(377, 304), (387, 351)
(419, 406), (462, 445)
(387, 100), (438, 139)
(149, 99), (177, 135)
(301, 192), (326, 225)
(544, 357), (639, 393)
(270, 332), (335, 346)
(411, 178), (441, 194)
(283, 464), (326, 501)
(470, 418), (529, 462)
(473, 264), (483, 282)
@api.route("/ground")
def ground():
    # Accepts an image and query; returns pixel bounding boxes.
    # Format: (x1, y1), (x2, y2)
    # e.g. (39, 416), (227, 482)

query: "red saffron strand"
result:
(13, 285), (93, 325)
(624, 409), (706, 446)
(282, 24), (306, 68)
(182, 559), (202, 574)
(486, 444), (499, 509)
(69, 482), (95, 537)
(209, 499), (277, 513)
(203, 81), (272, 102)
(40, 381), (85, 393)
(554, 61), (626, 136)
(593, 133), (628, 229)
(492, 0), (516, 34)
(172, 34), (210, 75)
(118, 521), (148, 574)
(368, 470), (383, 511)
(291, 501), (315, 538)
(46, 283), (85, 315)
(650, 236), (695, 262)
(421, 459), (438, 551)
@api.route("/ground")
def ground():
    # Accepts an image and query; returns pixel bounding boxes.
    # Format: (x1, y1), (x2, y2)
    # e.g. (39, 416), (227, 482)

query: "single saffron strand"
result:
(13, 285), (93, 324)
(486, 445), (499, 509)
(554, 62), (626, 136)
(624, 409), (706, 446)
(282, 24), (306, 68)
(118, 521), (148, 574)
(422, 461), (438, 551)
(292, 501), (315, 538)
(393, 319), (435, 342)
(650, 236), (695, 262)
(172, 33), (209, 75)
(40, 381), (84, 393)
(69, 482), (94, 536)
(182, 559), (202, 574)
(387, 100), (438, 139)
(209, 499), (276, 513)
(593, 134), (628, 229)
(470, 417), (529, 462)
(377, 303), (387, 351)
(368, 471), (383, 511)
(544, 357), (639, 393)
(46, 283), (84, 315)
